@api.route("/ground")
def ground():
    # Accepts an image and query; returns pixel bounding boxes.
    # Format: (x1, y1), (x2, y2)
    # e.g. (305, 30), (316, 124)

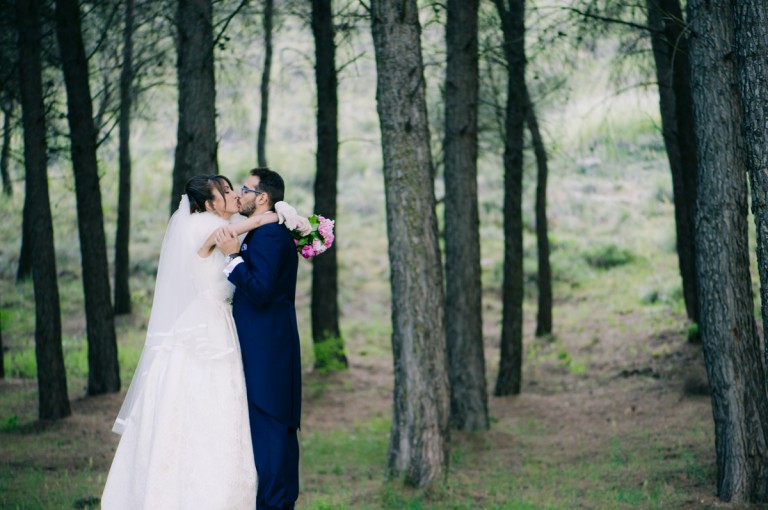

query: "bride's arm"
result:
(197, 212), (278, 258)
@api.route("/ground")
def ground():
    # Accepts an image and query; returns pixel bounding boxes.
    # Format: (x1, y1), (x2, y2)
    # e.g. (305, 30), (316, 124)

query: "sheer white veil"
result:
(113, 195), (199, 434)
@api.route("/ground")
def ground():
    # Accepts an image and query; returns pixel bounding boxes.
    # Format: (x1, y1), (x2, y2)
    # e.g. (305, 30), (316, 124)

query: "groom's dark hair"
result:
(250, 167), (284, 208)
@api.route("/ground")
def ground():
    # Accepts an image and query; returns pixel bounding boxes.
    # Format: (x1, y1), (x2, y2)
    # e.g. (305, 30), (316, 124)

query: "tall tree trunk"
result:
(525, 85), (552, 337)
(688, 0), (768, 502)
(493, 0), (526, 396)
(16, 192), (32, 281)
(444, 0), (488, 431)
(646, 0), (700, 335)
(55, 0), (120, 395)
(734, 1), (768, 373)
(172, 0), (217, 212)
(310, 0), (347, 371)
(1, 101), (12, 197)
(256, 0), (273, 168)
(114, 0), (134, 315)
(370, 0), (450, 487)
(17, 0), (70, 419)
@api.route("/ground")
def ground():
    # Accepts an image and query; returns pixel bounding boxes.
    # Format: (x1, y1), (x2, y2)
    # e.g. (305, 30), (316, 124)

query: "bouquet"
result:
(290, 214), (335, 259)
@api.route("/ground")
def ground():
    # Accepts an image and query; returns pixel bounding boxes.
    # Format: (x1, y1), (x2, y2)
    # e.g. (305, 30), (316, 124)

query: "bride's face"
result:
(219, 182), (241, 216)
(207, 181), (240, 218)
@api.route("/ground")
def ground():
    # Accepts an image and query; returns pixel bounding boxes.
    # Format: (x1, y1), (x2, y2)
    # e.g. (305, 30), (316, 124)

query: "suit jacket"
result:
(229, 222), (301, 429)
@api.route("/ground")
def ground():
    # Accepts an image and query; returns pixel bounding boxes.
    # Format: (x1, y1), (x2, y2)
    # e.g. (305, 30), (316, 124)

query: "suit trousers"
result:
(249, 403), (299, 510)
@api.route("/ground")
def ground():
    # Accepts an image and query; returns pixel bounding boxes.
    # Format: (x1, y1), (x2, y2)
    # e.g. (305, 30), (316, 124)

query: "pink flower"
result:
(312, 238), (326, 255)
(318, 218), (334, 238)
(323, 233), (334, 248)
(301, 245), (315, 259)
(294, 239), (299, 247)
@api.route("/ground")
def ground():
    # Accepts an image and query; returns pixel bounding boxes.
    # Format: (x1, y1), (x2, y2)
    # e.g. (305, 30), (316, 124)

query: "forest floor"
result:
(2, 295), (765, 509)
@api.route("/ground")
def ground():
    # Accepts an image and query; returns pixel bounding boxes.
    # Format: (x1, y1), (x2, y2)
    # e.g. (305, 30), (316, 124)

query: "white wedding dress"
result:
(101, 199), (257, 510)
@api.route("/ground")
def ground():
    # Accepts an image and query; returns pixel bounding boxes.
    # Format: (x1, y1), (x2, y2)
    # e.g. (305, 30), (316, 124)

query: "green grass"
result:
(294, 413), (714, 510)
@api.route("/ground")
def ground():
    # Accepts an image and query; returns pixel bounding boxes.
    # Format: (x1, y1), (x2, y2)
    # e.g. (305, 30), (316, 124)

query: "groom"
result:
(216, 167), (301, 510)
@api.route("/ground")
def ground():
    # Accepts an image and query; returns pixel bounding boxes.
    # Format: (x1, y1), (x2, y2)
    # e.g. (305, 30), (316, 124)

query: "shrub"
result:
(583, 243), (634, 269)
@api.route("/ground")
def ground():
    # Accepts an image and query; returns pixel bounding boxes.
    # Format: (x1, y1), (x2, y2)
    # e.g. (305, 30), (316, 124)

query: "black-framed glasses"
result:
(240, 186), (265, 195)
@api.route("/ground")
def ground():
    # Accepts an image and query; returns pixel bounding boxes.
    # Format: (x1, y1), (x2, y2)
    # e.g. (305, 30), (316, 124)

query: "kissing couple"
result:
(102, 167), (312, 510)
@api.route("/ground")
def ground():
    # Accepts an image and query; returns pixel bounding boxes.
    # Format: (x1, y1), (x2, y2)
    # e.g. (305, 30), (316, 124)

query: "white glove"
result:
(275, 201), (312, 236)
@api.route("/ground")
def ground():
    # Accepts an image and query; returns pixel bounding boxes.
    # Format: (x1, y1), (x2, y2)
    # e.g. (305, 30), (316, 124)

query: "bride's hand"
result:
(218, 225), (238, 238)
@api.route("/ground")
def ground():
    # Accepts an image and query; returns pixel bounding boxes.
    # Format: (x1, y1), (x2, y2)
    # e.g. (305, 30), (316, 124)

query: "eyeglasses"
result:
(240, 186), (265, 195)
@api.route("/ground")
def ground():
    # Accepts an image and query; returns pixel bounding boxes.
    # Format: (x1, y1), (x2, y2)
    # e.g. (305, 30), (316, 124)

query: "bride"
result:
(101, 174), (307, 509)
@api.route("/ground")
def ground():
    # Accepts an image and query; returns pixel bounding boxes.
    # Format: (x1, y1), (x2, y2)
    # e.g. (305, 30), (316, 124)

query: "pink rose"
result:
(323, 233), (334, 248)
(301, 245), (315, 259)
(318, 220), (334, 238)
(312, 238), (326, 255)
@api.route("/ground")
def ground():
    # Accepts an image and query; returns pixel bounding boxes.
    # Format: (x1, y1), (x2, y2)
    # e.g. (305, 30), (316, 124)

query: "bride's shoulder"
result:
(191, 211), (227, 227)
(188, 211), (227, 237)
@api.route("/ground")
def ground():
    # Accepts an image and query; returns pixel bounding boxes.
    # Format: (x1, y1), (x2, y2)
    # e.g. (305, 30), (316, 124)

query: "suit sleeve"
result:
(227, 227), (284, 307)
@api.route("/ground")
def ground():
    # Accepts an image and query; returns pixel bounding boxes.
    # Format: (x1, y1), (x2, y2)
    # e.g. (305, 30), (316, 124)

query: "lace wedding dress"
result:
(101, 199), (257, 510)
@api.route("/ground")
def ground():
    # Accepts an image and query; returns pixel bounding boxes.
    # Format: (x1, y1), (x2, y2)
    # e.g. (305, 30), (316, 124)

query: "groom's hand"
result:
(215, 227), (240, 256)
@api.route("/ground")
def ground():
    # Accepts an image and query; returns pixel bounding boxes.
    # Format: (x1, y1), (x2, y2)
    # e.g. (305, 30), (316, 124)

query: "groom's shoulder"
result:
(257, 222), (290, 241)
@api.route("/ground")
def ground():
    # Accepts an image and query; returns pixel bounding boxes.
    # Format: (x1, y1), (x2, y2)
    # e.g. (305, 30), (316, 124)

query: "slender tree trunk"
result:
(734, 1), (768, 373)
(493, 0), (526, 396)
(444, 0), (488, 431)
(114, 0), (135, 315)
(257, 0), (273, 168)
(310, 0), (347, 371)
(646, 0), (700, 335)
(371, 0), (450, 487)
(172, 0), (217, 212)
(55, 0), (120, 395)
(525, 85), (552, 337)
(17, 0), (70, 419)
(688, 0), (768, 502)
(17, 193), (32, 281)
(1, 102), (12, 197)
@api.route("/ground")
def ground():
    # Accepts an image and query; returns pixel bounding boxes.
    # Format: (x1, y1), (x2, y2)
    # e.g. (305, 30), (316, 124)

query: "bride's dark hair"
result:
(185, 174), (234, 213)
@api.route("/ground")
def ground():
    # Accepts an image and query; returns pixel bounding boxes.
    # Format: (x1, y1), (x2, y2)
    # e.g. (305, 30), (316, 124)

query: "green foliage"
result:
(1, 414), (19, 432)
(687, 322), (699, 340)
(6, 349), (36, 379)
(313, 335), (348, 374)
(583, 243), (635, 269)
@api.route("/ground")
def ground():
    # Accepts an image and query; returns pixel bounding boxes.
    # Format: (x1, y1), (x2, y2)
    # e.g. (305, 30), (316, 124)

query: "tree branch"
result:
(562, 6), (656, 33)
(214, 0), (250, 47)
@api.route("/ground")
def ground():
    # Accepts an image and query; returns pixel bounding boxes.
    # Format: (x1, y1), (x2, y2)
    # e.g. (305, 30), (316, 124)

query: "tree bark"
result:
(1, 102), (12, 197)
(114, 0), (135, 315)
(310, 0), (347, 371)
(172, 0), (217, 212)
(17, 191), (32, 281)
(55, 0), (120, 395)
(688, 0), (768, 502)
(257, 0), (273, 168)
(370, 0), (450, 487)
(17, 0), (71, 419)
(525, 85), (552, 337)
(493, 0), (526, 397)
(734, 1), (768, 374)
(646, 0), (700, 334)
(444, 0), (488, 431)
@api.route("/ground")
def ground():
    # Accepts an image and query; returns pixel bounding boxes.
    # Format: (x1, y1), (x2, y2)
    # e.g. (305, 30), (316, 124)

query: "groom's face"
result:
(239, 175), (265, 217)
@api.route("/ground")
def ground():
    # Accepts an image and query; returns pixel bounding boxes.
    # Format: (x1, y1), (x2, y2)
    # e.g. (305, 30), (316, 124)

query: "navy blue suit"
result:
(229, 222), (301, 510)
